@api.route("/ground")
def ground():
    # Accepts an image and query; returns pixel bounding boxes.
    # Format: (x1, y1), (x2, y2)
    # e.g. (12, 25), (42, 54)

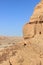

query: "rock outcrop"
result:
(1, 0), (43, 65)
(23, 0), (43, 39)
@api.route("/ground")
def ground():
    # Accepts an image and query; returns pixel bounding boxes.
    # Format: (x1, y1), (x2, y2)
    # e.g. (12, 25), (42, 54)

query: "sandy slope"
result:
(0, 36), (43, 65)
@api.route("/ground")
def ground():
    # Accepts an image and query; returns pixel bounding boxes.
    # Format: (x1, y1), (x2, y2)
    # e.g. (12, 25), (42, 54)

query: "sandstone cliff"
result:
(0, 0), (43, 65)
(23, 0), (43, 39)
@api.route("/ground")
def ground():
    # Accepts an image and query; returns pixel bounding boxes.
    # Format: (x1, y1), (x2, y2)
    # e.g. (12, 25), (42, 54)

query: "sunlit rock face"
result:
(30, 0), (43, 22)
(1, 0), (43, 65)
(23, 0), (43, 39)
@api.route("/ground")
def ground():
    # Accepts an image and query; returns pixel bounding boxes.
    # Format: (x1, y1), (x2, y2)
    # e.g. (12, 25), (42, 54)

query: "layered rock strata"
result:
(23, 0), (43, 39)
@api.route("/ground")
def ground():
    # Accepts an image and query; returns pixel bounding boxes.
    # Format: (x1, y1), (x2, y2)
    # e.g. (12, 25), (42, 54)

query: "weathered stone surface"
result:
(30, 0), (43, 22)
(1, 0), (43, 65)
(23, 0), (43, 39)
(23, 23), (35, 39)
(0, 37), (43, 65)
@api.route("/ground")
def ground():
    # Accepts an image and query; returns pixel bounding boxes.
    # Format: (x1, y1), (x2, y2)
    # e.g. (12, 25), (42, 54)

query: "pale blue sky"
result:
(0, 0), (40, 36)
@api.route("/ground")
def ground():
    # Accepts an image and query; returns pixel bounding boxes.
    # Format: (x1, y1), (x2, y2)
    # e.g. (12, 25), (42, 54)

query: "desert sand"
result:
(0, 0), (43, 65)
(0, 36), (43, 65)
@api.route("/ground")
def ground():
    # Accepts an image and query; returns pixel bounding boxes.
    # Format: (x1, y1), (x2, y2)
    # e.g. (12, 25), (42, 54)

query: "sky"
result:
(0, 0), (40, 36)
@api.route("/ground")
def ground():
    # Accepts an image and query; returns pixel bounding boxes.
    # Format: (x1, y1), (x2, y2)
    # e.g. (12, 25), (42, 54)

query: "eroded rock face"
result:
(23, 23), (35, 39)
(1, 0), (43, 65)
(23, 0), (43, 39)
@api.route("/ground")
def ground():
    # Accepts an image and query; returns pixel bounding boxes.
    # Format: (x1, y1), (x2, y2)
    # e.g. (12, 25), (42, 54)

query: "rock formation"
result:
(0, 0), (43, 65)
(23, 0), (43, 39)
